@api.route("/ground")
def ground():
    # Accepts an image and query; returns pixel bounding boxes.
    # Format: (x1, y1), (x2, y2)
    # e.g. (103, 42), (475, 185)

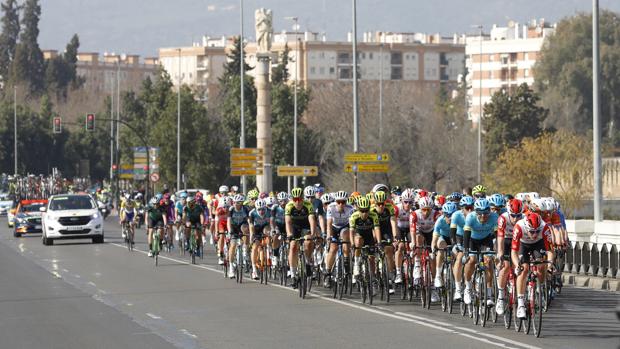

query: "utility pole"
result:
(473, 24), (483, 183)
(285, 16), (300, 187)
(110, 81), (114, 186)
(13, 86), (17, 175)
(379, 34), (384, 149)
(240, 0), (247, 194)
(352, 0), (360, 192)
(593, 0), (602, 222)
(177, 48), (182, 193)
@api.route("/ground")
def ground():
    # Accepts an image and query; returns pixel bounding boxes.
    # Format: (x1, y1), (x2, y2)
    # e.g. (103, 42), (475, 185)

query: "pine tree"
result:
(10, 0), (44, 94)
(0, 0), (20, 86)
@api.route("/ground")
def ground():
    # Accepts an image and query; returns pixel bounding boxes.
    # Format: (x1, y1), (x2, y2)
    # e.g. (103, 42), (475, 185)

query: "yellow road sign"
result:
(276, 166), (318, 177)
(344, 163), (389, 173)
(231, 161), (263, 168)
(230, 155), (263, 163)
(343, 153), (389, 162)
(230, 168), (263, 176)
(231, 148), (263, 155)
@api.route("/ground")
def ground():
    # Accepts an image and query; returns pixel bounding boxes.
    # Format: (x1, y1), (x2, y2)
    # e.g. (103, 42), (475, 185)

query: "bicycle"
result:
(467, 250), (496, 327)
(518, 257), (551, 338)
(293, 236), (312, 299)
(122, 221), (133, 252)
(152, 225), (163, 267)
(412, 244), (432, 309)
(375, 240), (392, 303)
(234, 235), (244, 284)
(278, 235), (289, 286)
(437, 245), (454, 313)
(187, 224), (202, 265)
(163, 223), (174, 253)
(357, 245), (375, 305)
(330, 237), (350, 300)
(259, 236), (271, 285)
(220, 232), (229, 278)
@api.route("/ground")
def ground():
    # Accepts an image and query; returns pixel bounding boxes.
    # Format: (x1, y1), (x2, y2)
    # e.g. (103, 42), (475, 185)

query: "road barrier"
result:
(565, 241), (619, 278)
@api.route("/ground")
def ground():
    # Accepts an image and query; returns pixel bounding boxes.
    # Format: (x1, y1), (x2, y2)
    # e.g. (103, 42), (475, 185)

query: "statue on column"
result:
(255, 8), (273, 54)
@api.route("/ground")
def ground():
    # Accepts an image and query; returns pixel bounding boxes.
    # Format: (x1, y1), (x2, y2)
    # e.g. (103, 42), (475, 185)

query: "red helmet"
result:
(159, 199), (167, 206)
(507, 199), (524, 215)
(434, 195), (446, 207)
(418, 190), (428, 198)
(524, 212), (543, 232)
(195, 191), (203, 198)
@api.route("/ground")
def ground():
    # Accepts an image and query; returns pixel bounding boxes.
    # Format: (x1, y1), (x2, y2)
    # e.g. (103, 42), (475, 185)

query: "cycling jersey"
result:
(229, 206), (250, 227)
(464, 211), (498, 240)
(271, 205), (286, 227)
(511, 220), (553, 249)
(216, 206), (228, 230)
(371, 203), (395, 240)
(147, 204), (165, 226)
(394, 203), (410, 230)
(433, 215), (451, 238)
(284, 200), (314, 230)
(326, 202), (354, 229)
(349, 211), (379, 245)
(450, 210), (467, 236)
(410, 209), (440, 234)
(249, 208), (271, 230)
(183, 204), (203, 224)
(163, 201), (175, 222)
(497, 212), (518, 239)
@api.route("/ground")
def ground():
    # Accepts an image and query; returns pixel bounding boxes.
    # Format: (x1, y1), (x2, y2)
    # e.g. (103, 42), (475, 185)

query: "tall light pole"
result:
(352, 0), (360, 191)
(116, 60), (121, 171)
(110, 80), (114, 185)
(239, 0), (247, 194)
(593, 0), (602, 222)
(285, 16), (300, 187)
(13, 86), (17, 175)
(379, 33), (384, 149)
(473, 24), (483, 183)
(177, 48), (182, 192)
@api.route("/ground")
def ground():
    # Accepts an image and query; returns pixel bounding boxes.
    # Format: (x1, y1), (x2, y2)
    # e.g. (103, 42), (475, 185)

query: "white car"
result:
(41, 194), (104, 245)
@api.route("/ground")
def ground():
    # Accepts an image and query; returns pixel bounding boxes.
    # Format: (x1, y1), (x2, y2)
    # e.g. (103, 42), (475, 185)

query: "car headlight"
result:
(92, 212), (100, 220)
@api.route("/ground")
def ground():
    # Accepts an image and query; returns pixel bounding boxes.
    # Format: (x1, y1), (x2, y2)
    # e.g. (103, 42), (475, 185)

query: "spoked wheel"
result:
(491, 271), (499, 324)
(514, 300), (523, 332)
(299, 254), (307, 299)
(447, 269), (454, 314)
(525, 283), (533, 335)
(504, 282), (514, 329)
(367, 260), (374, 305)
(473, 274), (481, 325)
(421, 261), (431, 309)
(532, 282), (543, 337)
(480, 271), (489, 328)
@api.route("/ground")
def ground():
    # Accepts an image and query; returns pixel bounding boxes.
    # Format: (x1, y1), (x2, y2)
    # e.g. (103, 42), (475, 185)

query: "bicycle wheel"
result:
(333, 256), (340, 299)
(384, 258), (391, 303)
(236, 246), (243, 284)
(367, 257), (375, 305)
(480, 270), (489, 327)
(360, 259), (367, 304)
(378, 258), (385, 301)
(262, 245), (269, 285)
(473, 271), (481, 325)
(544, 278), (552, 312)
(533, 281), (543, 337)
(504, 278), (514, 329)
(153, 231), (160, 267)
(421, 259), (431, 309)
(525, 282), (533, 334)
(299, 252), (306, 299)
(447, 264), (454, 314)
(492, 268), (499, 324)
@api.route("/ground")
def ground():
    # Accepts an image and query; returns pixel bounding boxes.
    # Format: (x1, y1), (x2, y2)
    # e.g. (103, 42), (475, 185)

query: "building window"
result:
(337, 52), (351, 64)
(329, 67), (335, 74)
(391, 66), (402, 80)
(524, 52), (529, 60)
(338, 67), (352, 79)
(391, 52), (403, 65)
(361, 52), (366, 59)
(320, 52), (325, 59)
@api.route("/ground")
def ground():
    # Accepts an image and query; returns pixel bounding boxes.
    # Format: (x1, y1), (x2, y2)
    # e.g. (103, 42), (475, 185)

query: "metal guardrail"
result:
(565, 241), (619, 278)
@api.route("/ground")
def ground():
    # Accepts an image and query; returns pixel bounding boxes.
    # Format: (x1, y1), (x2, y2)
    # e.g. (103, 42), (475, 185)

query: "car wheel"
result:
(92, 235), (104, 244)
(42, 232), (53, 246)
(13, 231), (21, 237)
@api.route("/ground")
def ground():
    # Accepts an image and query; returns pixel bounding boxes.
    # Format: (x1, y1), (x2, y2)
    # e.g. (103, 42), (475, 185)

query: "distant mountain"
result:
(39, 0), (620, 56)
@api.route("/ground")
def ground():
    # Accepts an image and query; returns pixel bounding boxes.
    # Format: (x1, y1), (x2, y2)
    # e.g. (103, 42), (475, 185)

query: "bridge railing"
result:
(565, 241), (619, 278)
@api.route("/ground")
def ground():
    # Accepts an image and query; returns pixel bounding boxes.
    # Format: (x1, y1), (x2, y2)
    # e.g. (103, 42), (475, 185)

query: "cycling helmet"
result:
(124, 193), (131, 200)
(350, 192), (361, 198)
(347, 196), (356, 205)
(417, 189), (428, 198)
(442, 202), (458, 216)
(448, 192), (463, 202)
(472, 185), (487, 197)
(321, 193), (333, 204)
(187, 196), (195, 204)
(304, 186), (316, 198)
(290, 187), (303, 198)
(434, 195), (446, 207)
(530, 198), (545, 212)
(248, 189), (259, 199)
(515, 193), (526, 202)
(179, 192), (188, 199)
(507, 199), (524, 215)
(255, 199), (267, 210)
(155, 193), (163, 201)
(264, 196), (276, 207)
(163, 193), (171, 200)
(219, 185), (229, 193)
(233, 194), (245, 203)
(418, 196), (434, 209)
(391, 186), (402, 195)
(135, 192), (143, 200)
(372, 184), (389, 193)
(149, 197), (158, 205)
(489, 193), (505, 208)
(365, 192), (374, 201)
(524, 212), (543, 232)
(401, 189), (415, 202)
(504, 194), (514, 201)
(474, 198), (490, 212)
(459, 195), (475, 207)
(218, 196), (230, 208)
(231, 185), (239, 192)
(333, 191), (348, 201)
(529, 192), (540, 200)
(374, 191), (387, 203)
(543, 197), (556, 212)
(315, 186), (325, 194)
(277, 191), (289, 201)
(357, 197), (371, 210)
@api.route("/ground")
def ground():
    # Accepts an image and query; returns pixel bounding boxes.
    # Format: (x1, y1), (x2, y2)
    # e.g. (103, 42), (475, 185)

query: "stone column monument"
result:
(255, 8), (273, 193)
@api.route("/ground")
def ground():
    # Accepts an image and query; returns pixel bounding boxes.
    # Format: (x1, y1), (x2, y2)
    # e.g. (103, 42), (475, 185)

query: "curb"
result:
(562, 273), (620, 292)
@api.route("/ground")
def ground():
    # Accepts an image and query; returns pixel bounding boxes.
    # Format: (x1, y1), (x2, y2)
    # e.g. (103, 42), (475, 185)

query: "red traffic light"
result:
(143, 165), (148, 171)
(86, 113), (95, 131)
(112, 164), (118, 171)
(53, 117), (62, 134)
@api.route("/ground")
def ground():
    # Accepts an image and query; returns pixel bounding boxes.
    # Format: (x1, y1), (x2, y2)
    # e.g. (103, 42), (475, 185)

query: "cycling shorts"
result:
(355, 229), (375, 247)
(291, 225), (311, 240)
(468, 235), (494, 253)
(502, 238), (513, 260)
(437, 235), (453, 246)
(417, 231), (433, 245)
(330, 224), (349, 238)
(518, 239), (547, 264)
(148, 217), (164, 228)
(230, 223), (248, 238)
(122, 212), (135, 222)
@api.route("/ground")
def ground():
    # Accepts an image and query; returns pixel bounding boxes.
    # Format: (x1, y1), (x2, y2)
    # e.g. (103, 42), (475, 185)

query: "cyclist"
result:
(431, 201), (458, 302)
(371, 190), (397, 294)
(215, 195), (231, 265)
(210, 186), (228, 239)
(270, 192), (288, 266)
(146, 196), (167, 257)
(462, 198), (498, 306)
(325, 191), (354, 287)
(175, 192), (187, 244)
(511, 212), (555, 319)
(195, 191), (210, 248)
(183, 196), (205, 255)
(249, 198), (272, 280)
(472, 184), (487, 199)
(410, 196), (441, 285)
(350, 197), (380, 281)
(245, 189), (259, 209)
(495, 198), (523, 315)
(161, 193), (176, 249)
(119, 193), (137, 244)
(227, 194), (251, 277)
(394, 189), (414, 284)
(285, 187), (317, 285)
(489, 193), (506, 215)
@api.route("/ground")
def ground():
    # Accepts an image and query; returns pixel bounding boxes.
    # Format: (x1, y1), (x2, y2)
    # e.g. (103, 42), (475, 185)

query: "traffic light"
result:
(86, 113), (95, 131)
(53, 117), (62, 134)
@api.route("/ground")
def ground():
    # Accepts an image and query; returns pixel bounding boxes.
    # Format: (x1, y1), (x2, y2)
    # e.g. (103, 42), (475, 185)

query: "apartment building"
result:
(465, 20), (556, 122)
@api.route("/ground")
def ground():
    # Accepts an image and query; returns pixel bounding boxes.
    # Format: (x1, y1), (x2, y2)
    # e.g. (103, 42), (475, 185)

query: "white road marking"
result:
(87, 281), (97, 287)
(179, 329), (197, 338)
(146, 313), (162, 320)
(109, 242), (541, 349)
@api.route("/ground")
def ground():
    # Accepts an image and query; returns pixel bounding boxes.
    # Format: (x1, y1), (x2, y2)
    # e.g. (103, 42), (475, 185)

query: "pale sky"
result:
(38, 0), (620, 57)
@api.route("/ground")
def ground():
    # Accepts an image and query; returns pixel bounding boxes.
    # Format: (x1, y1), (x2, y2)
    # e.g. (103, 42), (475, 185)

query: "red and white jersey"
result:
(410, 209), (441, 234)
(497, 212), (518, 240)
(511, 219), (553, 251)
(394, 203), (411, 229)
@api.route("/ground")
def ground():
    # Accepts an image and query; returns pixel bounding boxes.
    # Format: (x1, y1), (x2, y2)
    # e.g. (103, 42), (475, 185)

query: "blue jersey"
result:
(271, 205), (285, 226)
(433, 215), (451, 238)
(249, 208), (271, 229)
(450, 210), (467, 236)
(229, 206), (250, 227)
(464, 211), (498, 240)
(175, 201), (184, 215)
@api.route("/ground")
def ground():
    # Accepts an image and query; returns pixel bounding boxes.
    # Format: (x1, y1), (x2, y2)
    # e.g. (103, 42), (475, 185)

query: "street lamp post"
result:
(593, 0), (602, 222)
(13, 86), (17, 175)
(379, 34), (384, 149)
(177, 48), (182, 193)
(285, 16), (300, 187)
(352, 0), (360, 192)
(473, 24), (483, 183)
(239, 0), (247, 194)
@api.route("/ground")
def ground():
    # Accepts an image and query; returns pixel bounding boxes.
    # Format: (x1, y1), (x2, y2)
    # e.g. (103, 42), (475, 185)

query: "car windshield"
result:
(22, 204), (45, 212)
(49, 196), (95, 211)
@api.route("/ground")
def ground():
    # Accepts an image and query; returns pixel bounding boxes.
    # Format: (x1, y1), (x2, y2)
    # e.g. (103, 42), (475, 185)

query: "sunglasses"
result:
(510, 213), (523, 218)
(403, 200), (412, 204)
(359, 209), (369, 213)
(421, 208), (431, 212)
(476, 211), (490, 216)
(293, 197), (302, 202)
(336, 200), (346, 204)
(474, 193), (486, 198)
(376, 202), (385, 207)
(258, 208), (266, 212)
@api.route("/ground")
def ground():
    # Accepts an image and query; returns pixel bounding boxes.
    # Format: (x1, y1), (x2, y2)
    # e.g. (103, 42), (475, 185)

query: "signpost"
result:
(277, 166), (318, 177)
(230, 148), (264, 177)
(344, 163), (389, 173)
(150, 173), (160, 182)
(343, 152), (390, 177)
(344, 153), (389, 162)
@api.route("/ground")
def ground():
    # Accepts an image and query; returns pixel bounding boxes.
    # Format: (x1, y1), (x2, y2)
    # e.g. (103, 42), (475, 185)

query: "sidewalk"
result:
(562, 273), (620, 292)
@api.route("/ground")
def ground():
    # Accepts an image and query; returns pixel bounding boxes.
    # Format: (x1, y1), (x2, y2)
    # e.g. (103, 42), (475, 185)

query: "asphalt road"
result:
(0, 217), (618, 349)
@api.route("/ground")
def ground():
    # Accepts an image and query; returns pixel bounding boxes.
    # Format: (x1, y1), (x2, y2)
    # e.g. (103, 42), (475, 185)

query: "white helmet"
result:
(401, 189), (415, 202)
(529, 192), (540, 200)
(333, 190), (348, 201)
(530, 198), (545, 212)
(321, 193), (333, 204)
(515, 193), (526, 202)
(372, 183), (389, 193)
(233, 194), (245, 203)
(418, 196), (433, 209)
(304, 186), (316, 198)
(219, 185), (229, 193)
(231, 185), (239, 192)
(277, 191), (289, 201)
(264, 196), (276, 207)
(543, 197), (556, 212)
(255, 198), (267, 209)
